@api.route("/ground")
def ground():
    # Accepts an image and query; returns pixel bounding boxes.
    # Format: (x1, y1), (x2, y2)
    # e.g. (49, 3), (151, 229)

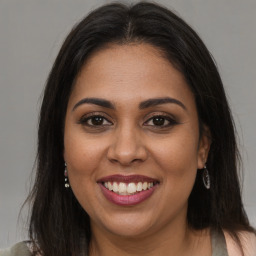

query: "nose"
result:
(107, 125), (148, 166)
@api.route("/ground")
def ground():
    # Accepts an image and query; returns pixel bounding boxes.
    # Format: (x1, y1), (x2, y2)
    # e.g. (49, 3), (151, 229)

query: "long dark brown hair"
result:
(26, 2), (255, 255)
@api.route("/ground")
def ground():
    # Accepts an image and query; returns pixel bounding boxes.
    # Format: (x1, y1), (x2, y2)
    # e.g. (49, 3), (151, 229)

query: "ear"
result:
(197, 125), (211, 169)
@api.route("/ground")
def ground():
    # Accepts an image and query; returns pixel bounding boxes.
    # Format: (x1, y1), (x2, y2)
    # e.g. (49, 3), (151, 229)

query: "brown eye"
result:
(152, 117), (165, 126)
(79, 114), (112, 127)
(90, 116), (104, 125)
(144, 115), (178, 128)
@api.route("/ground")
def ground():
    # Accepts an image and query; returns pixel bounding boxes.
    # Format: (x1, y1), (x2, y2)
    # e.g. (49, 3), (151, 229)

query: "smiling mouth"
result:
(102, 181), (157, 195)
(97, 175), (159, 196)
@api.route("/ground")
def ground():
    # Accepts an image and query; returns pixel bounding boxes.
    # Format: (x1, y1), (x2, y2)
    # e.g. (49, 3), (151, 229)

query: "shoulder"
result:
(224, 230), (256, 256)
(0, 241), (31, 256)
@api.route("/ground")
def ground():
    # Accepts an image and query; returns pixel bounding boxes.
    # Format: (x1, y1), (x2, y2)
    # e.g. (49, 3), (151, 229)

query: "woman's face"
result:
(64, 43), (210, 238)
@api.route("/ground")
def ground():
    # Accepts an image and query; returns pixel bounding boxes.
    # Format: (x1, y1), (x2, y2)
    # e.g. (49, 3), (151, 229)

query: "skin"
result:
(224, 231), (256, 256)
(64, 43), (212, 256)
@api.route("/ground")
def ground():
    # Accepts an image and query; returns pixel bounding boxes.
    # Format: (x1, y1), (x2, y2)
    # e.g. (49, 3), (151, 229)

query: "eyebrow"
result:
(139, 97), (187, 110)
(72, 97), (186, 111)
(72, 98), (115, 111)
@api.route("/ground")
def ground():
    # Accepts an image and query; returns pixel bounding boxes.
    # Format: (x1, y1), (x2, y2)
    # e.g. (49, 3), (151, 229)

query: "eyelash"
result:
(78, 112), (112, 127)
(78, 112), (178, 129)
(144, 114), (178, 128)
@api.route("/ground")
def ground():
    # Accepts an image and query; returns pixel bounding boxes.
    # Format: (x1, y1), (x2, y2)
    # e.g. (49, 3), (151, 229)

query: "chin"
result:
(93, 211), (157, 238)
(107, 223), (153, 238)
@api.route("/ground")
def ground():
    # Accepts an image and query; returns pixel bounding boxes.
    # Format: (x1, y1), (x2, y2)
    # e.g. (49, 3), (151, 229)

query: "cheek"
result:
(155, 141), (198, 212)
(154, 132), (199, 170)
(64, 133), (105, 214)
(151, 131), (199, 190)
(64, 131), (105, 176)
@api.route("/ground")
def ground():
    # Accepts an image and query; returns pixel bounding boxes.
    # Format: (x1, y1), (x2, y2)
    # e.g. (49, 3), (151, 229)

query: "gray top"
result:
(0, 229), (228, 256)
(0, 242), (31, 256)
(211, 229), (229, 256)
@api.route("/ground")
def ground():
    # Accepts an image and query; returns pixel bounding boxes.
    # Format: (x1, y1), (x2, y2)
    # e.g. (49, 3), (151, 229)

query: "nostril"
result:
(107, 142), (148, 165)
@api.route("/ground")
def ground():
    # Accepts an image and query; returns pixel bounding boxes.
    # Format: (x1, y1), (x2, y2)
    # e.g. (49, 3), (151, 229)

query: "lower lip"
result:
(99, 183), (158, 206)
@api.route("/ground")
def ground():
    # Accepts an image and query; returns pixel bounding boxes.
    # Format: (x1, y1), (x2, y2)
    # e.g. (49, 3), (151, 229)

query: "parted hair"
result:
(26, 2), (254, 256)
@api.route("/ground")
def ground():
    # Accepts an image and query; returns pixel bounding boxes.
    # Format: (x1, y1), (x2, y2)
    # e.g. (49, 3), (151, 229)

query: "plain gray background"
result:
(0, 0), (255, 248)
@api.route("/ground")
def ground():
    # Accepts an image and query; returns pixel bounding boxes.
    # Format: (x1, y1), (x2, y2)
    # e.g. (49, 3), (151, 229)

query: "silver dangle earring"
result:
(202, 164), (210, 189)
(64, 163), (70, 188)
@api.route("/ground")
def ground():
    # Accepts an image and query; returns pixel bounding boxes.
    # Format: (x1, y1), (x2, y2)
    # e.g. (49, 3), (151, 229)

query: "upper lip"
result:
(97, 174), (159, 184)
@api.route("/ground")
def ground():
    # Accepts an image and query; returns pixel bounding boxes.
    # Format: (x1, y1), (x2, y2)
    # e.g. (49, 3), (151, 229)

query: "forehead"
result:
(69, 43), (194, 109)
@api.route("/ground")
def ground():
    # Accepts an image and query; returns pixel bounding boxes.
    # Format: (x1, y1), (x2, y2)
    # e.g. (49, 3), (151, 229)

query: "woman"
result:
(1, 2), (255, 256)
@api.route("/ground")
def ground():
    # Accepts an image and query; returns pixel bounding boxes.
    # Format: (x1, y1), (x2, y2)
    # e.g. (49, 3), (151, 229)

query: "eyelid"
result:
(143, 112), (176, 121)
(77, 111), (179, 129)
(78, 111), (113, 126)
(143, 112), (179, 127)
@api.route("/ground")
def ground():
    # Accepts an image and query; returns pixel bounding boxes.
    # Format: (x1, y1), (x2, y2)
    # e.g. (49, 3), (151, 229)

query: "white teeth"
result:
(137, 182), (142, 192)
(103, 181), (156, 195)
(119, 182), (127, 194)
(108, 181), (113, 191)
(127, 183), (137, 194)
(113, 182), (119, 192)
(142, 182), (147, 190)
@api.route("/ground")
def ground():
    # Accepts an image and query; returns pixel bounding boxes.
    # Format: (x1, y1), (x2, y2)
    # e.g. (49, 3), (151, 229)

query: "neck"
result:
(89, 218), (200, 256)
